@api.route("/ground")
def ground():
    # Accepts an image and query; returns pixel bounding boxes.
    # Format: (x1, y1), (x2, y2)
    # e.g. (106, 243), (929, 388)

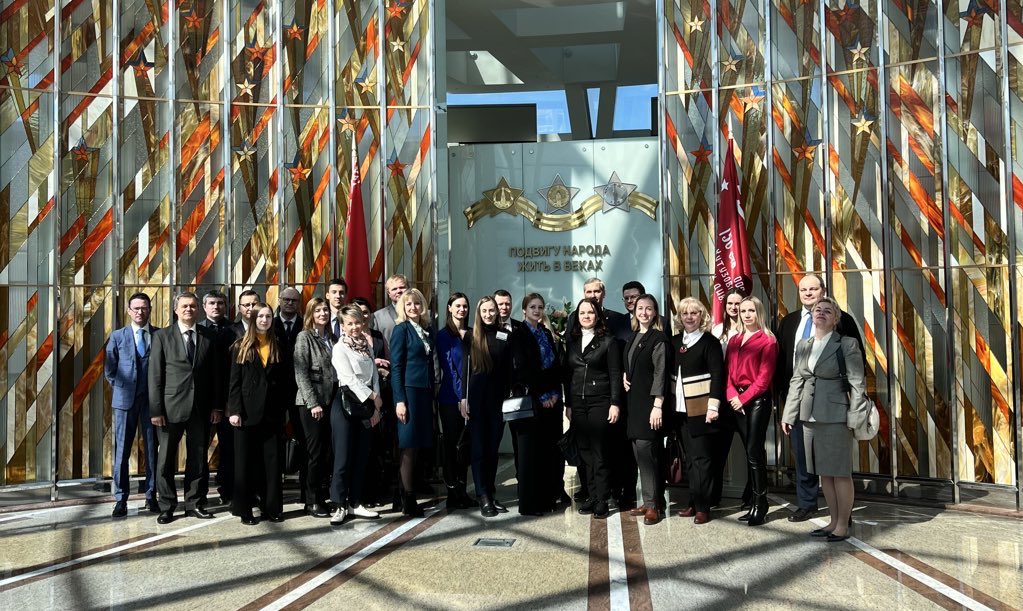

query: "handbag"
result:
(502, 384), (534, 422)
(835, 345), (880, 441)
(663, 430), (687, 486)
(283, 437), (302, 475)
(680, 373), (712, 417)
(340, 385), (375, 420)
(557, 430), (581, 467)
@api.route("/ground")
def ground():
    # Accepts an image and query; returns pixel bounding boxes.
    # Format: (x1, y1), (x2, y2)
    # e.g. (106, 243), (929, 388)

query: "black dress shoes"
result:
(186, 506), (215, 520)
(157, 510), (175, 524)
(305, 503), (331, 518)
(240, 513), (259, 526)
(266, 513), (284, 523)
(787, 507), (815, 522)
(491, 498), (508, 513)
(592, 502), (609, 519)
(573, 490), (588, 503)
(111, 501), (128, 519)
(555, 490), (572, 506)
(577, 499), (596, 515)
(145, 499), (162, 514)
(810, 528), (831, 537)
(479, 496), (498, 518)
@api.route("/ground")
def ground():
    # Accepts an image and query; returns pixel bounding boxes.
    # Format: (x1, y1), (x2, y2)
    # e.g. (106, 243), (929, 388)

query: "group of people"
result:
(103, 271), (872, 541)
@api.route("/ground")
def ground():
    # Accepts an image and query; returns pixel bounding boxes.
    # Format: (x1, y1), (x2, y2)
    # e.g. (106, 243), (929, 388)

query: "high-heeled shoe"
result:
(402, 492), (423, 517)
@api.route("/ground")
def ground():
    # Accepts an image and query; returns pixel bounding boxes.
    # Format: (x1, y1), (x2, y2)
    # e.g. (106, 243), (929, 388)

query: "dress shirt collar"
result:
(682, 330), (704, 347)
(177, 321), (197, 334)
(130, 322), (151, 335)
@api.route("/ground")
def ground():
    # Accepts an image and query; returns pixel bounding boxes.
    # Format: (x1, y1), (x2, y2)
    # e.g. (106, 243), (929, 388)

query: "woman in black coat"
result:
(669, 297), (726, 524)
(564, 298), (623, 519)
(461, 296), (513, 517)
(510, 293), (566, 515)
(227, 303), (287, 525)
(622, 294), (670, 525)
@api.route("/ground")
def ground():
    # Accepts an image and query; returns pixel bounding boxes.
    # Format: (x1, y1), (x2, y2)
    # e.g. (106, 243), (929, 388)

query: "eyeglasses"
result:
(129, 306), (150, 313)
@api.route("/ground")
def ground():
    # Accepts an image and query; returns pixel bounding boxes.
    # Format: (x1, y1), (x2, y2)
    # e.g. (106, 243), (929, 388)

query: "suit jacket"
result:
(293, 330), (338, 409)
(230, 320), (247, 340)
(105, 325), (160, 409)
(389, 321), (434, 404)
(668, 332), (726, 436)
(781, 334), (870, 425)
(624, 329), (670, 440)
(775, 307), (864, 401)
(198, 317), (235, 406)
(274, 315), (302, 401)
(227, 353), (286, 427)
(372, 304), (399, 344)
(564, 332), (623, 404)
(148, 324), (221, 423)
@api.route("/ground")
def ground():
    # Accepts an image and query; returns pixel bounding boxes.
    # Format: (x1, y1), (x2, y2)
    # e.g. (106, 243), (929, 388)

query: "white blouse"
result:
(808, 332), (834, 372)
(331, 340), (381, 403)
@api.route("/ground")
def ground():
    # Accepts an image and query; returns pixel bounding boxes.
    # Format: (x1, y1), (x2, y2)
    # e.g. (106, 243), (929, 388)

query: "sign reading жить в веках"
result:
(509, 244), (612, 273)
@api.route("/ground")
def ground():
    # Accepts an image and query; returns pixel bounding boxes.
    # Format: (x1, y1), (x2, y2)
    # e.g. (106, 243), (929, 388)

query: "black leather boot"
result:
(403, 492), (423, 517)
(746, 465), (769, 526)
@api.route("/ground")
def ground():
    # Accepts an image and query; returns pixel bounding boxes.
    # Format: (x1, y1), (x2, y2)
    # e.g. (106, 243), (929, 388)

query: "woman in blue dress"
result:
(389, 288), (435, 516)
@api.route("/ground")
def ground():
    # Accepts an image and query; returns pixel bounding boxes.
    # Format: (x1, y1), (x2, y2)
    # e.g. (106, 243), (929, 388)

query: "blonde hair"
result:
(675, 297), (711, 332)
(395, 288), (430, 325)
(739, 296), (775, 339)
(630, 294), (664, 332)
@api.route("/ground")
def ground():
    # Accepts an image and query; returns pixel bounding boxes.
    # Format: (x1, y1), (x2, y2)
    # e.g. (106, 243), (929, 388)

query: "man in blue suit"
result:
(104, 292), (160, 518)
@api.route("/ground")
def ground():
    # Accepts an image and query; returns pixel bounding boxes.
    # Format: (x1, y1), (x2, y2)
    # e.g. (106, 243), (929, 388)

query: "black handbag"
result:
(340, 386), (375, 419)
(283, 437), (302, 475)
(556, 429), (581, 467)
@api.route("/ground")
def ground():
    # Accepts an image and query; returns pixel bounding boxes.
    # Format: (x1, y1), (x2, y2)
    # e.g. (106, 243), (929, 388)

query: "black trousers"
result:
(571, 396), (611, 502)
(214, 417), (234, 499)
(681, 420), (719, 512)
(469, 401), (504, 498)
(438, 403), (470, 489)
(609, 419), (637, 503)
(232, 418), (283, 516)
(156, 410), (209, 511)
(510, 400), (563, 513)
(297, 404), (332, 505)
(632, 438), (665, 509)
(329, 396), (374, 507)
(734, 394), (772, 498)
(710, 412), (735, 506)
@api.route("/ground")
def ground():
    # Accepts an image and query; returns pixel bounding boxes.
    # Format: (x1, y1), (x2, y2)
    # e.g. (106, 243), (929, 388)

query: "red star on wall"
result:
(690, 142), (712, 164)
(792, 143), (817, 162)
(387, 158), (407, 177)
(288, 161), (311, 186)
(286, 22), (305, 41)
(183, 11), (203, 30)
(387, 3), (406, 18)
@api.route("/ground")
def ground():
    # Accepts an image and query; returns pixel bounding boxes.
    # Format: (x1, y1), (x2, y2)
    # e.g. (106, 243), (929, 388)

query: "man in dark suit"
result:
(621, 280), (669, 333)
(199, 289), (236, 505)
(104, 292), (160, 518)
(327, 278), (348, 341)
(494, 289), (525, 334)
(774, 273), (864, 522)
(149, 292), (224, 523)
(232, 289), (261, 339)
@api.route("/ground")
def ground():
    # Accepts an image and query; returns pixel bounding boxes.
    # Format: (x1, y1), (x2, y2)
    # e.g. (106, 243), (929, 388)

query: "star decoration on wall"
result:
(286, 22), (305, 41)
(389, 39), (405, 52)
(236, 78), (256, 98)
(70, 138), (98, 162)
(387, 2), (406, 18)
(852, 112), (875, 135)
(847, 40), (869, 64)
(0, 49), (24, 76)
(183, 11), (203, 30)
(960, 0), (990, 27)
(739, 87), (764, 113)
(690, 140), (713, 164)
(357, 77), (376, 94)
(287, 158), (312, 187)
(832, 0), (859, 22)
(722, 54), (742, 73)
(537, 174), (579, 215)
(483, 178), (523, 210)
(792, 143), (817, 162)
(595, 172), (636, 213)
(685, 16), (705, 32)
(234, 144), (255, 163)
(128, 52), (154, 78)
(338, 116), (358, 133)
(387, 156), (407, 177)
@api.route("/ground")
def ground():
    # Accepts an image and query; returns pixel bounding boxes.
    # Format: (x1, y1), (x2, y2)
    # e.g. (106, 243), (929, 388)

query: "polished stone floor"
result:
(1, 463), (1020, 611)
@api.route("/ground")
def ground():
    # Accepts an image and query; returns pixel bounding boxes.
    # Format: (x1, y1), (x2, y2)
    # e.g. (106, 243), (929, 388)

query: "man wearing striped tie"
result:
(104, 292), (161, 518)
(774, 274), (864, 522)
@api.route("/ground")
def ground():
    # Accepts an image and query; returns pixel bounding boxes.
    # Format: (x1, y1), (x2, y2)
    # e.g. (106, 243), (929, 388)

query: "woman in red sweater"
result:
(725, 296), (778, 526)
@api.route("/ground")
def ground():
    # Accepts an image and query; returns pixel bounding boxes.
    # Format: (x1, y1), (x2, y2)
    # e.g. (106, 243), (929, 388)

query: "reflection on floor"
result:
(1, 464), (1020, 611)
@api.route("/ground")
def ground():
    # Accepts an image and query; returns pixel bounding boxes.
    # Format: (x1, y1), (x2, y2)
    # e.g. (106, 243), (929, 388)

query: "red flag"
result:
(343, 142), (373, 306)
(711, 142), (753, 327)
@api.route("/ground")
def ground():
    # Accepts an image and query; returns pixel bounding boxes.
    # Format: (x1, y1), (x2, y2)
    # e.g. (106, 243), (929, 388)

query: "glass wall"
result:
(0, 0), (435, 487)
(662, 0), (1021, 502)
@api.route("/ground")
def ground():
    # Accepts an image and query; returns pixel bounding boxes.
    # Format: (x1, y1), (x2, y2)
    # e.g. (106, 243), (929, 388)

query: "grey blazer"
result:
(781, 334), (870, 425)
(293, 329), (338, 409)
(148, 324), (221, 423)
(371, 304), (399, 345)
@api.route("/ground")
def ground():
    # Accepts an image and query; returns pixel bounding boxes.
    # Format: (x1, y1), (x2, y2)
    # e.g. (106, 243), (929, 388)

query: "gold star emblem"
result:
(849, 41), (869, 63)
(686, 16), (705, 32)
(793, 143), (817, 162)
(286, 23), (305, 41)
(389, 39), (405, 52)
(289, 162), (311, 186)
(339, 116), (357, 133)
(234, 144), (255, 163)
(852, 114), (874, 135)
(483, 177), (523, 211)
(357, 77), (376, 94)
(236, 78), (256, 98)
(537, 174), (579, 214)
(739, 91), (764, 113)
(722, 56), (741, 73)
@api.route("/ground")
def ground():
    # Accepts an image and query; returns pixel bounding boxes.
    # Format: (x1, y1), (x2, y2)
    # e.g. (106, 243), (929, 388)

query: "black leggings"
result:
(734, 394), (771, 498)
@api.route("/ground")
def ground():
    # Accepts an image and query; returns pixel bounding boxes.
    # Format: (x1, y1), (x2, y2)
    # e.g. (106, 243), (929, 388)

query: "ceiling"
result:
(444, 0), (659, 94)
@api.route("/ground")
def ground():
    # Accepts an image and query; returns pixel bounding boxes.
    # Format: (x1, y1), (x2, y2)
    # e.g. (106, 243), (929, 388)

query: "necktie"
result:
(332, 318), (340, 339)
(185, 330), (195, 363)
(135, 329), (146, 357)
(285, 320), (292, 335)
(800, 312), (812, 340)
